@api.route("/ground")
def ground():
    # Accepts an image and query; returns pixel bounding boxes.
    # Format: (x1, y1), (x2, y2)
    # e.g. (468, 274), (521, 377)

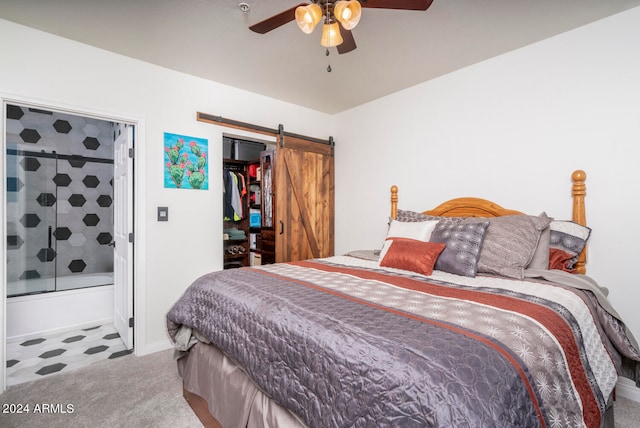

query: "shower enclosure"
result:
(5, 105), (115, 297)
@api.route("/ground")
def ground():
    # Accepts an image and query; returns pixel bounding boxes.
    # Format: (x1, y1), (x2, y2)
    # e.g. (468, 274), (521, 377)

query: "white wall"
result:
(0, 18), (335, 352)
(334, 7), (640, 349)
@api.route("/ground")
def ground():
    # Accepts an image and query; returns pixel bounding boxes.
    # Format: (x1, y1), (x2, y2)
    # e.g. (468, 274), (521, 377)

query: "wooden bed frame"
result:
(183, 169), (591, 427)
(390, 169), (588, 274)
(182, 388), (222, 428)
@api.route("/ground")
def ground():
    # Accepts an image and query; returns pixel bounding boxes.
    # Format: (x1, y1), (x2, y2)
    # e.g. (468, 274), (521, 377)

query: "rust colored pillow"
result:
(549, 249), (575, 272)
(379, 238), (446, 276)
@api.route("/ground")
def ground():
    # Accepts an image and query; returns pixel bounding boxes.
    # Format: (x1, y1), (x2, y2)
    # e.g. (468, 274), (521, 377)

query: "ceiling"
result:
(1, 0), (639, 114)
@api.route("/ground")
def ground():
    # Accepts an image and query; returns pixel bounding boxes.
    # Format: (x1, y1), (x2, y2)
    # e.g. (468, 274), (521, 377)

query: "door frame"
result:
(0, 93), (147, 392)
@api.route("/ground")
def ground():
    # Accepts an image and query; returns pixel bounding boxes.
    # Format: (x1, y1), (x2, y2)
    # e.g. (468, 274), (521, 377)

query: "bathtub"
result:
(7, 272), (114, 297)
(6, 273), (115, 341)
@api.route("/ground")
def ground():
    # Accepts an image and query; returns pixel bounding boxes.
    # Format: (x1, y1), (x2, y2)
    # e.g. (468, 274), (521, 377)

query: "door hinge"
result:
(128, 233), (134, 243)
(129, 317), (134, 328)
(128, 147), (134, 159)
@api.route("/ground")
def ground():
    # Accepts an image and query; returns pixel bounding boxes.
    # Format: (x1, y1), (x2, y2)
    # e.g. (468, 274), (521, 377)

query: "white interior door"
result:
(113, 124), (134, 349)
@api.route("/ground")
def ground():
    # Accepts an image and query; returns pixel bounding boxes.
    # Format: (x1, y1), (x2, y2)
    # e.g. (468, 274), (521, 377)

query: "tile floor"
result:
(6, 324), (132, 386)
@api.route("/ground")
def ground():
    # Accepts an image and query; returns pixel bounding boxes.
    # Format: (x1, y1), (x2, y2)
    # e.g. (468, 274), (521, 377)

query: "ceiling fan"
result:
(249, 0), (434, 54)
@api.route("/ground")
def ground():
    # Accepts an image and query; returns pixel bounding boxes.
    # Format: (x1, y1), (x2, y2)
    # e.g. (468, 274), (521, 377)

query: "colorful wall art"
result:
(164, 132), (208, 190)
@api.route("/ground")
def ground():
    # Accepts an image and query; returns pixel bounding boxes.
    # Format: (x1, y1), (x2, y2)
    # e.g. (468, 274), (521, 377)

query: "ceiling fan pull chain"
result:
(326, 48), (332, 72)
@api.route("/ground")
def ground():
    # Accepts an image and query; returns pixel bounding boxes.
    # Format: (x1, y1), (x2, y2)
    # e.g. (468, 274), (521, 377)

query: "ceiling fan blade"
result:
(249, 3), (309, 34)
(337, 26), (357, 54)
(360, 0), (433, 11)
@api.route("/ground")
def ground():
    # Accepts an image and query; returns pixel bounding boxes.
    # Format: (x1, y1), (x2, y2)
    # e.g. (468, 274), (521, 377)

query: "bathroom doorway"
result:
(3, 102), (135, 386)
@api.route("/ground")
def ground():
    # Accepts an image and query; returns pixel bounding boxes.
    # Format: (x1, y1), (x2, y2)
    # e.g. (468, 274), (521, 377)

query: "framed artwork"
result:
(164, 132), (208, 190)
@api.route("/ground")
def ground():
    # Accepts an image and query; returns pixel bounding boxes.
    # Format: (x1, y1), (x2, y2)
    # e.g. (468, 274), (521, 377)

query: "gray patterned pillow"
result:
(549, 220), (591, 272)
(473, 214), (552, 279)
(430, 221), (490, 277)
(396, 209), (463, 225)
(527, 224), (551, 270)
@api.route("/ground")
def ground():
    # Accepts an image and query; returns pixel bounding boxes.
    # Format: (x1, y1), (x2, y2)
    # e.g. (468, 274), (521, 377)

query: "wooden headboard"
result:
(390, 170), (588, 274)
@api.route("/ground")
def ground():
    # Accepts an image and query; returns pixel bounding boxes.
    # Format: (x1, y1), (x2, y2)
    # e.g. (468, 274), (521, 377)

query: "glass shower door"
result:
(54, 157), (114, 291)
(6, 150), (58, 296)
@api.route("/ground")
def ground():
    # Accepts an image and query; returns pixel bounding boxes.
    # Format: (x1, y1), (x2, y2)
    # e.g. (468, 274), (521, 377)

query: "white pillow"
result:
(379, 220), (438, 261)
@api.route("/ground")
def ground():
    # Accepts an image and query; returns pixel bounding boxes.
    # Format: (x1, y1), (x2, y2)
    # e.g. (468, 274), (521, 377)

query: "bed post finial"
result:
(572, 170), (587, 274)
(391, 185), (398, 219)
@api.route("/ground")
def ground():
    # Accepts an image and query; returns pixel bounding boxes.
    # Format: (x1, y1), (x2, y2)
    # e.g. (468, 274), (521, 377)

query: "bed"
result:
(166, 169), (640, 428)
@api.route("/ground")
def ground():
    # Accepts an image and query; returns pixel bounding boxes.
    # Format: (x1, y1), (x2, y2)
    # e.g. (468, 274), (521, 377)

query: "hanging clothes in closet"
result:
(223, 167), (247, 221)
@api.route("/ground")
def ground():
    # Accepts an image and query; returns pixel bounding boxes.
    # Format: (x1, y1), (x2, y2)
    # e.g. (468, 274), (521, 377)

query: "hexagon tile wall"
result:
(5, 105), (115, 295)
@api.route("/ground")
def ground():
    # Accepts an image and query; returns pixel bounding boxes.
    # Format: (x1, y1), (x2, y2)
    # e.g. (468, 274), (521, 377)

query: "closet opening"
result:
(222, 134), (275, 269)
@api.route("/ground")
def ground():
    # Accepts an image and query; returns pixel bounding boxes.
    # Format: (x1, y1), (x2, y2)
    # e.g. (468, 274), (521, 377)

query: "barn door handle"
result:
(280, 220), (284, 235)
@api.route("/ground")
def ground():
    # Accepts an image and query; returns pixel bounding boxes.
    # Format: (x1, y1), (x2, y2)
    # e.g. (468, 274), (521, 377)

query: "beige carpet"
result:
(1, 347), (639, 427)
(0, 348), (200, 428)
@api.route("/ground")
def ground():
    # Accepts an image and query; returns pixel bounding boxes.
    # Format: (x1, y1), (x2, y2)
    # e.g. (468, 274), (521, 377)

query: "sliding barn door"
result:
(275, 136), (334, 263)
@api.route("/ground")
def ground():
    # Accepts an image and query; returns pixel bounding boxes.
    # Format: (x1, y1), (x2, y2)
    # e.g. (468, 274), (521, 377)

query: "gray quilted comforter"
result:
(166, 255), (640, 428)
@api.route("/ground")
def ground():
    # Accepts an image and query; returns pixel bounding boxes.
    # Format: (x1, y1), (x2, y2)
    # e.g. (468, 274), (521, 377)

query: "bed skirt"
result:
(177, 341), (306, 428)
(177, 342), (616, 428)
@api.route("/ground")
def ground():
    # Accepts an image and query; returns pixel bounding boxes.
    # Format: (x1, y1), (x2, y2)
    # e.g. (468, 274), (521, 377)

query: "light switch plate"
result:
(158, 206), (169, 221)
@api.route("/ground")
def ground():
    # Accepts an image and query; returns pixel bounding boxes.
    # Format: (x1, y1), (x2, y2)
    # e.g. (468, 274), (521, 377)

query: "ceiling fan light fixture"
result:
(334, 0), (362, 30)
(320, 22), (343, 47)
(295, 4), (323, 34)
